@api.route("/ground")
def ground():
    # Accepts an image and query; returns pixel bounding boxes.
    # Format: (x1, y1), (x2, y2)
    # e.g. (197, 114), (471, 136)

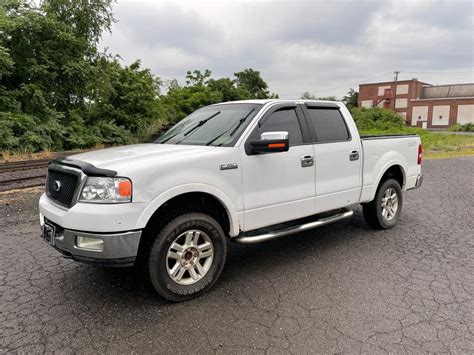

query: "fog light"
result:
(76, 236), (104, 252)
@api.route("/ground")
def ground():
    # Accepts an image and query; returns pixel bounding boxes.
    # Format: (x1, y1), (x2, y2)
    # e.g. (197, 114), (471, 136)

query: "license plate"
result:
(43, 223), (56, 246)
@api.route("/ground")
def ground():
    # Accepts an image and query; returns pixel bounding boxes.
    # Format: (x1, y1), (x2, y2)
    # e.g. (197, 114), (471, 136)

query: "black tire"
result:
(145, 212), (227, 302)
(363, 179), (403, 230)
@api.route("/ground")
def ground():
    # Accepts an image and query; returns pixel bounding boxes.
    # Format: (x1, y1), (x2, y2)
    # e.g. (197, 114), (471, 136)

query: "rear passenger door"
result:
(302, 104), (362, 213)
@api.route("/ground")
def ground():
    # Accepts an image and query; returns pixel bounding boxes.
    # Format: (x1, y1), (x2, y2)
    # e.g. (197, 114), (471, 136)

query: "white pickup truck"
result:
(39, 99), (423, 301)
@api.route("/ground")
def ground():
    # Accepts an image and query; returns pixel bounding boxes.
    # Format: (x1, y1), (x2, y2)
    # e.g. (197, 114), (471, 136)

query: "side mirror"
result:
(250, 131), (289, 154)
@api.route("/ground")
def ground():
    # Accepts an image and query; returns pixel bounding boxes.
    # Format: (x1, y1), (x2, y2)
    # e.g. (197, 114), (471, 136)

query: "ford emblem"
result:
(53, 180), (62, 192)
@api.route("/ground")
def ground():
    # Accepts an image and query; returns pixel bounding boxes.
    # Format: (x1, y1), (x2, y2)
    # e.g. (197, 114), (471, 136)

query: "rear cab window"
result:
(305, 107), (350, 143)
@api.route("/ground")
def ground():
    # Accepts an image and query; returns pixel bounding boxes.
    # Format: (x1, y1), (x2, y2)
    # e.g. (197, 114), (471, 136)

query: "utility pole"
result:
(393, 70), (400, 110)
(394, 71), (400, 82)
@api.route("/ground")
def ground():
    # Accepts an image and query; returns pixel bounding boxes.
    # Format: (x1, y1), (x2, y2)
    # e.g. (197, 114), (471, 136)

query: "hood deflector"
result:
(51, 158), (117, 177)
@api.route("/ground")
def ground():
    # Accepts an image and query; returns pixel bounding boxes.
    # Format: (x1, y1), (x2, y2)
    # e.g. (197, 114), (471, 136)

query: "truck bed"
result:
(359, 133), (421, 202)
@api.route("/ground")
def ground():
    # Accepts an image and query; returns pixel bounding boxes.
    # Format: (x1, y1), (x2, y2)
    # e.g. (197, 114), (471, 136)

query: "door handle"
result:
(349, 150), (359, 161)
(301, 155), (314, 167)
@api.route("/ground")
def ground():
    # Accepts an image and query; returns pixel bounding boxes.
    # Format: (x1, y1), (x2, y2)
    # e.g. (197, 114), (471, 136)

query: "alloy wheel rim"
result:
(166, 229), (214, 285)
(381, 187), (398, 221)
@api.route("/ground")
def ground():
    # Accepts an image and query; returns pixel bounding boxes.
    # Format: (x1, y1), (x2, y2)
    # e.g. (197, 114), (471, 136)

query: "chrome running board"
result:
(234, 209), (354, 244)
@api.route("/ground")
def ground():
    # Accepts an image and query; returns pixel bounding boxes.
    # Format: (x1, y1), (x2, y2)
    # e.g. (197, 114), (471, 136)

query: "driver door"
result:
(240, 104), (316, 231)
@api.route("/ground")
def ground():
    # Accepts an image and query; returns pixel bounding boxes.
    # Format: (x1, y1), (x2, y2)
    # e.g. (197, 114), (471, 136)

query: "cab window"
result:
(306, 108), (350, 143)
(259, 107), (303, 146)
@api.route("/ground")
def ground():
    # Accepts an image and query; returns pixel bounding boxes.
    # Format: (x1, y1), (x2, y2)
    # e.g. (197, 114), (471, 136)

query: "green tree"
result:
(317, 96), (338, 101)
(185, 69), (211, 87)
(342, 88), (358, 109)
(207, 77), (251, 102)
(234, 68), (277, 99)
(160, 80), (223, 123)
(301, 92), (315, 99)
(1, 0), (99, 116)
(0, 0), (131, 151)
(42, 0), (115, 45)
(159, 68), (276, 124)
(301, 92), (337, 101)
(88, 59), (162, 133)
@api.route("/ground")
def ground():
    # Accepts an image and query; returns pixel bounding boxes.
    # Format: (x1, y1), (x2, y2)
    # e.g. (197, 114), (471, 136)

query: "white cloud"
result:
(101, 0), (474, 98)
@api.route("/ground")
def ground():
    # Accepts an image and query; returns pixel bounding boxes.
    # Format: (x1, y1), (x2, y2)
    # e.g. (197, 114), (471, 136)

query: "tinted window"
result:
(307, 108), (350, 142)
(260, 108), (303, 146)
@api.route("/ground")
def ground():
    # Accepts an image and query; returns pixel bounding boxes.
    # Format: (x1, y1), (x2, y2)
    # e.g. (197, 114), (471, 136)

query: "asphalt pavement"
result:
(1, 157), (473, 353)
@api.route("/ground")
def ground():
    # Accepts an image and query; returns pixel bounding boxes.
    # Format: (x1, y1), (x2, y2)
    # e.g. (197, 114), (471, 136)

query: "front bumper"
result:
(40, 215), (142, 267)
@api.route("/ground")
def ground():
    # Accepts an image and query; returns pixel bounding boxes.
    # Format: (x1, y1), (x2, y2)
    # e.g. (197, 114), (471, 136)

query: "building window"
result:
(377, 86), (391, 96)
(432, 105), (450, 126)
(418, 116), (422, 120)
(396, 84), (409, 95)
(395, 98), (407, 108)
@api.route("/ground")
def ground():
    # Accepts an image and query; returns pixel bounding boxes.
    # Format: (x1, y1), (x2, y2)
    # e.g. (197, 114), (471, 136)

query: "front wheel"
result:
(146, 212), (227, 302)
(363, 179), (403, 229)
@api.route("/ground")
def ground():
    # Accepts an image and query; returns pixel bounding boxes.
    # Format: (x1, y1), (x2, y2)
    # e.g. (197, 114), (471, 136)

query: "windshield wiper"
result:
(158, 111), (221, 144)
(174, 111), (221, 144)
(206, 109), (255, 146)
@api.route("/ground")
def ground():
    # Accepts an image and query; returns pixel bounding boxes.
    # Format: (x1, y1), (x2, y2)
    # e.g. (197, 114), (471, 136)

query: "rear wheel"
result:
(363, 179), (403, 229)
(146, 212), (227, 302)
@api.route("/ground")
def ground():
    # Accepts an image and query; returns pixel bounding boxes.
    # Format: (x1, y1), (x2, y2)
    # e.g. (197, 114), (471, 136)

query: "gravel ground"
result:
(0, 157), (473, 353)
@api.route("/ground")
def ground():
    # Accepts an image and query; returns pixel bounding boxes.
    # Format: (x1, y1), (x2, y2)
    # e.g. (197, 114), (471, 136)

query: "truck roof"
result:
(212, 99), (343, 106)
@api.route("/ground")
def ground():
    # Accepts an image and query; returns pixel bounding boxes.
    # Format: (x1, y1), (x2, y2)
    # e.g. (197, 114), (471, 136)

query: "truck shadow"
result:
(78, 208), (376, 304)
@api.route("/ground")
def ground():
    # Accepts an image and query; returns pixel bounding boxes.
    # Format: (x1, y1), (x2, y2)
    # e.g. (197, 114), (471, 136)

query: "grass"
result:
(1, 148), (55, 163)
(360, 127), (474, 160)
(0, 146), (99, 163)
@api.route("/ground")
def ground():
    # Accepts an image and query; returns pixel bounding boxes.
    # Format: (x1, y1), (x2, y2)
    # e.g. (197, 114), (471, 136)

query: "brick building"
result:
(358, 79), (474, 128)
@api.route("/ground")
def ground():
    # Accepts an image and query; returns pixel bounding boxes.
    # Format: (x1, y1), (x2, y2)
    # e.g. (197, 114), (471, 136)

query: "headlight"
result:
(79, 177), (132, 203)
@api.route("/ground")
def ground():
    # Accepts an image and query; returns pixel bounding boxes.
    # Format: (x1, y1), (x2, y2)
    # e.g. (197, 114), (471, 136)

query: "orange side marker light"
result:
(268, 143), (286, 149)
(119, 180), (132, 196)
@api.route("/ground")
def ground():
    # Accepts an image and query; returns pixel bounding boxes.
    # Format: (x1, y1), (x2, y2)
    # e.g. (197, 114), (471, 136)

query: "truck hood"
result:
(68, 144), (215, 170)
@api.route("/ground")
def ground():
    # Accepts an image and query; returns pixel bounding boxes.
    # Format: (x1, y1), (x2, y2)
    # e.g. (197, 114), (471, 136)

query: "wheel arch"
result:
(137, 184), (240, 238)
(370, 163), (406, 201)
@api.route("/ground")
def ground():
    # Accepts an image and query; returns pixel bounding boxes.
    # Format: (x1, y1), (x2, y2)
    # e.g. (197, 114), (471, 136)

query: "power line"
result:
(399, 70), (474, 76)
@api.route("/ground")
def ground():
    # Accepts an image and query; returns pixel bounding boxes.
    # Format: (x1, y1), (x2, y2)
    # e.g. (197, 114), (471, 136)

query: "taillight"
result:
(417, 144), (423, 165)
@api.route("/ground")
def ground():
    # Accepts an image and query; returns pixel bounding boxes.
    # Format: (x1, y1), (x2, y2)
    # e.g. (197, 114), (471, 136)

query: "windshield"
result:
(155, 103), (262, 146)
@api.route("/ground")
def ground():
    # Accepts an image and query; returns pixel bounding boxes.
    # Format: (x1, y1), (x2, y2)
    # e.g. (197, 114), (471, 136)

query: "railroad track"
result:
(0, 174), (47, 191)
(0, 148), (95, 174)
(0, 159), (52, 173)
(0, 157), (52, 191)
(0, 149), (93, 191)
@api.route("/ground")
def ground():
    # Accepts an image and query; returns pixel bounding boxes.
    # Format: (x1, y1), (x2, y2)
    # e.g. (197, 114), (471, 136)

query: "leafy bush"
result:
(91, 121), (133, 146)
(450, 123), (474, 132)
(350, 107), (405, 131)
(61, 110), (101, 149)
(0, 112), (63, 152)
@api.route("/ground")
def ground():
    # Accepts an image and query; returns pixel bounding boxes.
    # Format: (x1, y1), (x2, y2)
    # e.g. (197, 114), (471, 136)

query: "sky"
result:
(100, 0), (474, 99)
